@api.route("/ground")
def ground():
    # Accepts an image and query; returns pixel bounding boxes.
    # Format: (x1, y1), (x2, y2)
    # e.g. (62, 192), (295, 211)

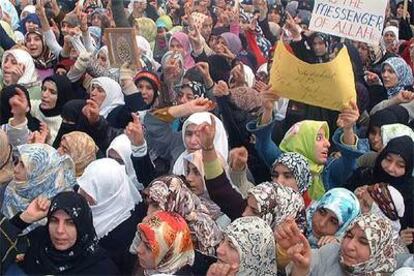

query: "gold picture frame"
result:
(104, 28), (140, 68)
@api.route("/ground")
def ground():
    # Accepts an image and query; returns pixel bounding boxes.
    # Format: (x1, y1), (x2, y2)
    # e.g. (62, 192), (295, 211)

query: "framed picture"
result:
(104, 28), (140, 68)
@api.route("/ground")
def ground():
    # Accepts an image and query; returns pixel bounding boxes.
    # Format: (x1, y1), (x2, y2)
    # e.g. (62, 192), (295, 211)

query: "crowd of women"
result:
(0, 0), (413, 275)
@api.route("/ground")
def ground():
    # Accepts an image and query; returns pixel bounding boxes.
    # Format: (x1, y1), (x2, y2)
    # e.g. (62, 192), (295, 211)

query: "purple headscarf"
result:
(169, 32), (195, 69)
(220, 32), (242, 55)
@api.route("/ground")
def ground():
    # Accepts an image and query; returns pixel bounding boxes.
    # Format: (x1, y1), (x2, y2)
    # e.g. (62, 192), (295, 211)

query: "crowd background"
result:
(0, 0), (414, 275)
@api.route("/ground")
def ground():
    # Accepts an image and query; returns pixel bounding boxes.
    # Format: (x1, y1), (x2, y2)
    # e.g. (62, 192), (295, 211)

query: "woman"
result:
(207, 216), (277, 276)
(56, 131), (97, 178)
(169, 31), (195, 69)
(30, 75), (73, 145)
(173, 112), (228, 175)
(381, 57), (413, 98)
(243, 181), (306, 231)
(77, 158), (144, 274)
(134, 70), (162, 110)
(278, 213), (396, 275)
(0, 84), (40, 132)
(136, 211), (195, 275)
(1, 144), (76, 232)
(306, 188), (360, 248)
(143, 175), (222, 257)
(271, 152), (312, 206)
(22, 191), (119, 275)
(89, 77), (131, 128)
(1, 48), (40, 99)
(347, 136), (414, 232)
(24, 28), (57, 80)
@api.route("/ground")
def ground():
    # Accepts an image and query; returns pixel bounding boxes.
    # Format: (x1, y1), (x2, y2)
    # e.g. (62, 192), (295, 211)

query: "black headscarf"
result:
(208, 54), (232, 83)
(52, 99), (86, 148)
(23, 191), (107, 275)
(0, 84), (40, 131)
(373, 135), (414, 184)
(39, 75), (74, 117)
(368, 105), (409, 134)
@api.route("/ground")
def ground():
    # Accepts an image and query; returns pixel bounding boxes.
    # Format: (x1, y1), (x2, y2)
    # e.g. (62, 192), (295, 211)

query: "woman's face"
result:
(216, 237), (240, 274)
(396, 4), (404, 18)
(48, 209), (78, 251)
(341, 225), (371, 266)
(57, 137), (71, 156)
(314, 128), (330, 164)
(40, 80), (58, 110)
(214, 37), (228, 54)
(2, 54), (22, 85)
(242, 195), (260, 217)
(312, 37), (327, 57)
(271, 164), (299, 192)
(137, 79), (155, 105)
(170, 38), (184, 55)
(268, 10), (281, 24)
(90, 84), (106, 107)
(25, 21), (39, 32)
(311, 207), (339, 239)
(184, 124), (201, 152)
(201, 16), (213, 40)
(91, 14), (102, 27)
(97, 51), (108, 68)
(178, 86), (195, 105)
(383, 31), (396, 46)
(381, 153), (406, 178)
(185, 162), (204, 195)
(381, 64), (399, 88)
(368, 126), (383, 152)
(25, 33), (43, 58)
(137, 231), (156, 269)
(357, 43), (369, 64)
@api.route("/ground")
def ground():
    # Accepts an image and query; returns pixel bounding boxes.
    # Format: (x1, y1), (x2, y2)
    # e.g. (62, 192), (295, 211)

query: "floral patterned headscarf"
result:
(138, 211), (195, 275)
(381, 57), (414, 98)
(248, 182), (305, 230)
(144, 175), (222, 256)
(339, 213), (396, 275)
(225, 216), (277, 276)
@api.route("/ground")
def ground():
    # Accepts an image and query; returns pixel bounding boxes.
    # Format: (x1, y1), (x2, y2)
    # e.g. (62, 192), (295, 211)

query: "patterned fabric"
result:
(239, 9), (271, 58)
(175, 81), (206, 98)
(279, 120), (329, 200)
(90, 77), (125, 118)
(340, 213), (396, 275)
(381, 123), (414, 148)
(306, 188), (360, 248)
(0, 129), (13, 184)
(272, 152), (312, 194)
(381, 57), (414, 98)
(1, 144), (76, 233)
(61, 131), (97, 177)
(77, 158), (142, 239)
(138, 211), (194, 276)
(228, 86), (263, 116)
(248, 182), (305, 230)
(225, 216), (277, 276)
(144, 175), (222, 256)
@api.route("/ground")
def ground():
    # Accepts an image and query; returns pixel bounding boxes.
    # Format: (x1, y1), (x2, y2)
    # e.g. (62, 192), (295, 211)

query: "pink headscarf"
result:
(169, 32), (195, 69)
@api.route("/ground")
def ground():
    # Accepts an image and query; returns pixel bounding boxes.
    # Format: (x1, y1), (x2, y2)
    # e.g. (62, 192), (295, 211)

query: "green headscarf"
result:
(279, 120), (329, 200)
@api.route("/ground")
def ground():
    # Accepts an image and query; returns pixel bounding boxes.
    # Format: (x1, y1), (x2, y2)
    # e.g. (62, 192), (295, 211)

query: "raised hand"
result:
(125, 113), (145, 147)
(229, 146), (248, 171)
(365, 71), (381, 86)
(213, 81), (229, 97)
(20, 196), (51, 224)
(284, 12), (300, 39)
(395, 90), (414, 104)
(186, 97), (215, 114)
(197, 115), (216, 151)
(206, 262), (233, 276)
(400, 228), (414, 245)
(9, 87), (29, 123)
(28, 122), (49, 144)
(337, 101), (359, 129)
(82, 99), (100, 125)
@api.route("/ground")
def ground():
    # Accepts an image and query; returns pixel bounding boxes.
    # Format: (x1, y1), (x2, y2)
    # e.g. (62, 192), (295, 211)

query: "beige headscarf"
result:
(0, 129), (13, 184)
(61, 131), (97, 177)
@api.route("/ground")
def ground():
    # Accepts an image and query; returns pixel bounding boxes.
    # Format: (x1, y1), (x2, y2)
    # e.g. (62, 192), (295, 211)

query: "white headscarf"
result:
(107, 134), (144, 190)
(136, 35), (160, 71)
(20, 5), (35, 20)
(173, 112), (228, 175)
(381, 123), (414, 147)
(90, 77), (125, 118)
(77, 158), (142, 239)
(2, 49), (38, 85)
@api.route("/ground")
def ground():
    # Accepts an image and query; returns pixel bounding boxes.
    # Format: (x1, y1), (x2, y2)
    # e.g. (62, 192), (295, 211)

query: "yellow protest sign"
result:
(269, 41), (356, 111)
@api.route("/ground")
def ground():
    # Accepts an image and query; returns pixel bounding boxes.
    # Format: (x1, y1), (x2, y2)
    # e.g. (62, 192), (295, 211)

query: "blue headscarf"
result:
(306, 188), (360, 248)
(1, 144), (76, 233)
(381, 57), (414, 98)
(19, 13), (41, 34)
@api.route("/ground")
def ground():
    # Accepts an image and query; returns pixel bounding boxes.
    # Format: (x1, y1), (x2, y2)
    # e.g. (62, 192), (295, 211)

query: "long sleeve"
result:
(43, 29), (63, 57)
(2, 118), (30, 147)
(81, 30), (96, 53)
(111, 0), (131, 27)
(132, 153), (156, 188)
